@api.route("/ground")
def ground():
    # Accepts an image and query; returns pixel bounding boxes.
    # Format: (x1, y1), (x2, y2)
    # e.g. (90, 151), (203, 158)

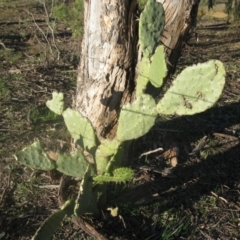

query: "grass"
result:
(15, 177), (43, 201)
(0, 49), (22, 64)
(53, 0), (84, 38)
(0, 80), (10, 101)
(160, 212), (195, 240)
(29, 105), (62, 125)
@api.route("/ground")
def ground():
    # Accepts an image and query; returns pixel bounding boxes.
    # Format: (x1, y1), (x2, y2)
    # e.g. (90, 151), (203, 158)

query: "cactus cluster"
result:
(14, 1), (227, 239)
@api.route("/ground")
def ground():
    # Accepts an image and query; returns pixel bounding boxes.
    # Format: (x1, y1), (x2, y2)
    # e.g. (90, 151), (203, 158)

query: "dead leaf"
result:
(9, 68), (21, 74)
(107, 207), (118, 217)
(47, 151), (58, 161)
(161, 146), (179, 167)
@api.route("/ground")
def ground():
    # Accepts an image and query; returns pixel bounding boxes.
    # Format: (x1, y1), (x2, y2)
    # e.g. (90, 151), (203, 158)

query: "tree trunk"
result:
(75, 0), (200, 140)
(159, 0), (200, 73)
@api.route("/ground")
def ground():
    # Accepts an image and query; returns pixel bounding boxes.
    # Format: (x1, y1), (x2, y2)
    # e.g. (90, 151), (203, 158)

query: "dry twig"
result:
(72, 216), (108, 240)
(139, 147), (163, 158)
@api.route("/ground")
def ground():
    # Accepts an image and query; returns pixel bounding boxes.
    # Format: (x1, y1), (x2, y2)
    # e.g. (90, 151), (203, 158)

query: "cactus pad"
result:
(62, 108), (96, 151)
(95, 149), (109, 175)
(156, 60), (226, 115)
(74, 165), (99, 217)
(98, 138), (121, 157)
(14, 141), (56, 171)
(32, 199), (74, 240)
(95, 138), (121, 174)
(105, 143), (125, 173)
(56, 150), (89, 178)
(136, 56), (151, 96)
(139, 0), (165, 58)
(46, 91), (64, 115)
(148, 45), (167, 87)
(117, 94), (157, 141)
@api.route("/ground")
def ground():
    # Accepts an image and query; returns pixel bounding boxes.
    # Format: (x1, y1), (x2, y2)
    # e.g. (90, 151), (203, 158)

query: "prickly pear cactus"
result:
(148, 45), (167, 87)
(15, 2), (227, 239)
(14, 141), (56, 171)
(46, 91), (64, 115)
(139, 0), (165, 58)
(56, 151), (90, 178)
(117, 94), (157, 141)
(62, 108), (97, 151)
(156, 60), (226, 115)
(93, 168), (134, 183)
(32, 199), (75, 240)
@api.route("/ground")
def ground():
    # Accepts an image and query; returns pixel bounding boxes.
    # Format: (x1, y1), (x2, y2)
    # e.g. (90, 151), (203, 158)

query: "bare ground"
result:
(1, 1), (240, 240)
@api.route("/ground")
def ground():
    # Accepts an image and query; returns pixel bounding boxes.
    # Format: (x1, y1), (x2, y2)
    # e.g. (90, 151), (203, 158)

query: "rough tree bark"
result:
(75, 0), (200, 140)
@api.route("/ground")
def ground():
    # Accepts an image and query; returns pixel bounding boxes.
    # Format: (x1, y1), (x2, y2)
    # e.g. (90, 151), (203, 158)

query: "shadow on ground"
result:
(95, 100), (239, 239)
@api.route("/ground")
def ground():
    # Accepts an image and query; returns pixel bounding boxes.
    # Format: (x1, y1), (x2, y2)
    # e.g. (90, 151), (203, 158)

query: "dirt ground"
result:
(1, 1), (240, 240)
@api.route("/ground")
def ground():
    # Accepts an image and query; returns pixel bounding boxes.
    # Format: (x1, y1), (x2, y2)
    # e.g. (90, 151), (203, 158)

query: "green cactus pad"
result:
(95, 139), (124, 174)
(136, 56), (151, 96)
(105, 143), (125, 173)
(139, 0), (165, 58)
(32, 199), (74, 240)
(156, 60), (226, 115)
(14, 141), (56, 171)
(46, 92), (64, 115)
(62, 108), (96, 151)
(117, 94), (157, 141)
(56, 150), (89, 178)
(93, 167), (134, 183)
(149, 45), (167, 87)
(98, 138), (121, 157)
(95, 150), (109, 175)
(74, 165), (99, 217)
